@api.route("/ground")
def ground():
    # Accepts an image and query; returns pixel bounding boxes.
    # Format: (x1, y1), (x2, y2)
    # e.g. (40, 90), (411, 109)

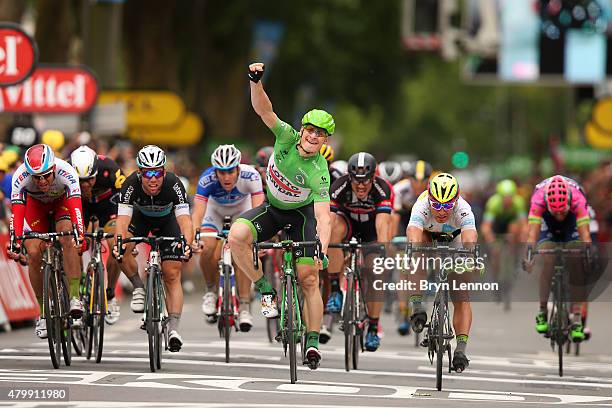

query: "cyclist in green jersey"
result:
(229, 62), (333, 369)
(481, 180), (527, 310)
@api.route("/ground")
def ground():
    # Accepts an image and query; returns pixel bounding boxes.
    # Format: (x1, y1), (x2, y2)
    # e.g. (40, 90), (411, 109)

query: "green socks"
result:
(456, 334), (468, 354)
(306, 331), (319, 349)
(69, 278), (80, 299)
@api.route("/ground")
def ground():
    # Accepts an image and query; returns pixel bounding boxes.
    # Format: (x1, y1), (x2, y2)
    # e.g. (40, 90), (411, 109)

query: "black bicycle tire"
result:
(95, 261), (106, 363)
(436, 291), (447, 391)
(223, 264), (232, 363)
(351, 291), (359, 370)
(344, 274), (354, 372)
(155, 272), (162, 370)
(264, 256), (277, 343)
(287, 274), (297, 384)
(43, 264), (60, 369)
(147, 267), (157, 372)
(85, 265), (95, 360)
(556, 279), (564, 377)
(59, 273), (72, 367)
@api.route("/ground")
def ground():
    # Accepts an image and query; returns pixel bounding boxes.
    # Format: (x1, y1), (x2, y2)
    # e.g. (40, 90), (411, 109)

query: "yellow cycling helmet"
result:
(319, 143), (334, 163)
(429, 172), (459, 203)
(0, 149), (18, 165)
(0, 158), (8, 172)
(41, 130), (65, 152)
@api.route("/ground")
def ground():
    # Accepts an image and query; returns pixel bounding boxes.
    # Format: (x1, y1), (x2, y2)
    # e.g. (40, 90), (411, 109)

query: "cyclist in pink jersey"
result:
(522, 175), (591, 342)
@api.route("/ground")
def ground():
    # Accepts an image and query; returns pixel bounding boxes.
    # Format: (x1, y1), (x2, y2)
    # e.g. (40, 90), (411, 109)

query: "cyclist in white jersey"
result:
(191, 145), (264, 331)
(407, 173), (477, 373)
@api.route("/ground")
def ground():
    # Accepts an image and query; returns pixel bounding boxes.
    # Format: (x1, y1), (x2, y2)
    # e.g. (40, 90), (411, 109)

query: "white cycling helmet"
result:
(211, 144), (241, 170)
(137, 145), (166, 169)
(378, 161), (402, 184)
(330, 160), (348, 175)
(70, 145), (99, 179)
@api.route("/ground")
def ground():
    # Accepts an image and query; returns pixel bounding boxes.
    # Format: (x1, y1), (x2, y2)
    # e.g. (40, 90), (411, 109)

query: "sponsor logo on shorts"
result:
(253, 221), (262, 232)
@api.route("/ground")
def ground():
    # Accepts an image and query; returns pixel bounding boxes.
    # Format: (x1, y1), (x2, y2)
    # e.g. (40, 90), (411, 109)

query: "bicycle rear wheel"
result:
(286, 275), (298, 384)
(343, 275), (354, 372)
(43, 265), (61, 369)
(436, 292), (447, 391)
(222, 264), (232, 363)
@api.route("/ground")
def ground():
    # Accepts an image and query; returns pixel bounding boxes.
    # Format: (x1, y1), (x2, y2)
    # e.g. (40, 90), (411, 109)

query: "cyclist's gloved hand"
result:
(112, 243), (125, 260)
(6, 241), (21, 261)
(321, 253), (329, 269)
(248, 63), (265, 83)
(522, 256), (534, 273)
(182, 243), (193, 261)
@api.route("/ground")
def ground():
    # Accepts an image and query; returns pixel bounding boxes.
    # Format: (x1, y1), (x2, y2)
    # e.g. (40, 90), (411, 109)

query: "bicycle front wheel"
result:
(436, 292), (447, 391)
(146, 267), (160, 372)
(222, 264), (232, 363)
(286, 275), (298, 384)
(58, 273), (72, 367)
(43, 264), (61, 369)
(343, 275), (354, 372)
(94, 262), (106, 363)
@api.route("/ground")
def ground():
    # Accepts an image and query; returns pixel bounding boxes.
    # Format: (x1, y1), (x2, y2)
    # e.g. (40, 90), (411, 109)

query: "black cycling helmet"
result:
(255, 146), (274, 168)
(348, 152), (377, 180)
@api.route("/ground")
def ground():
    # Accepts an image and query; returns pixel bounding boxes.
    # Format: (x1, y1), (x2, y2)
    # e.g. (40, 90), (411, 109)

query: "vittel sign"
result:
(0, 65), (99, 113)
(0, 23), (38, 87)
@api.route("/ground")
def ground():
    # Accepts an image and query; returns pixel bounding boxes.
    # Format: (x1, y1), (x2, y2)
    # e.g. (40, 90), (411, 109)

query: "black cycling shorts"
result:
(84, 193), (119, 231)
(128, 211), (183, 261)
(335, 211), (378, 243)
(236, 202), (318, 265)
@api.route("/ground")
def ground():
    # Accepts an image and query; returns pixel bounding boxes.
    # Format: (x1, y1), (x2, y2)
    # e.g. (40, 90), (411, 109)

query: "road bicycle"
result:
(527, 244), (589, 377)
(407, 241), (480, 391)
(253, 225), (320, 384)
(117, 234), (186, 372)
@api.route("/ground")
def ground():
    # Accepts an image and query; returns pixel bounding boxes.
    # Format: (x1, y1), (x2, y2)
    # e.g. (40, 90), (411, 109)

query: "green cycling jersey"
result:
(265, 119), (330, 210)
(483, 193), (527, 223)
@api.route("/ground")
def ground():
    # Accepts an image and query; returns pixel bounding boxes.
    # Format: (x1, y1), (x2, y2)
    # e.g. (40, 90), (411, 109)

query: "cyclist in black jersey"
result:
(71, 146), (142, 326)
(326, 152), (394, 351)
(112, 145), (193, 352)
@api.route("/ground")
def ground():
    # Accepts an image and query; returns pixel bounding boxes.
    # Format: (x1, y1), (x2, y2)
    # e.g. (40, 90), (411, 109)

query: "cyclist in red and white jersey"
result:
(8, 144), (86, 339)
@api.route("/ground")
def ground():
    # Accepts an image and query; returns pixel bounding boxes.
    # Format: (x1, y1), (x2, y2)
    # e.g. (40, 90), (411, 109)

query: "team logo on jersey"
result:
(295, 174), (305, 185)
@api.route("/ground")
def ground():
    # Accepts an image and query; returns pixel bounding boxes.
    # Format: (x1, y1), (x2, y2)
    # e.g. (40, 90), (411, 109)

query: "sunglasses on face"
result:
(303, 125), (328, 138)
(32, 171), (54, 181)
(429, 199), (456, 211)
(351, 176), (373, 186)
(141, 169), (164, 179)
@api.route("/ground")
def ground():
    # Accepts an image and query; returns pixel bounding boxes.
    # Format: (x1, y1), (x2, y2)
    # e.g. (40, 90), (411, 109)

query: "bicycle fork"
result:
(217, 246), (238, 329)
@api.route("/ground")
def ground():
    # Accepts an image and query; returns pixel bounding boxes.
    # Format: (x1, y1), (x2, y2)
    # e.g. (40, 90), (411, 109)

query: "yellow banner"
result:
(127, 112), (204, 146)
(585, 121), (612, 150)
(98, 91), (185, 126)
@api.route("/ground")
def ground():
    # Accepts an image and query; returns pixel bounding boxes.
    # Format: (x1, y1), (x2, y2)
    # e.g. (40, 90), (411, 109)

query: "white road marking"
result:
(448, 392), (525, 401)
(277, 384), (360, 393)
(0, 366), (611, 406)
(0, 354), (611, 391)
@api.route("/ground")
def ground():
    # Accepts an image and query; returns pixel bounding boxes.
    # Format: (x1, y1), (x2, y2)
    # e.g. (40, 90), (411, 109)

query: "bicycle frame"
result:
(528, 244), (588, 377)
(406, 241), (479, 391)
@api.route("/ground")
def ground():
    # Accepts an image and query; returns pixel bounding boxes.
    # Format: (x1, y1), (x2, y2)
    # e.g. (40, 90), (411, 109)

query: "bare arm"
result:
(375, 212), (392, 242)
(481, 220), (495, 243)
(314, 201), (332, 254)
(526, 222), (541, 245)
(407, 226), (424, 243)
(460, 228), (478, 246)
(251, 193), (265, 208)
(177, 214), (194, 245)
(249, 63), (278, 128)
(577, 224), (591, 243)
(115, 214), (131, 240)
(191, 199), (207, 236)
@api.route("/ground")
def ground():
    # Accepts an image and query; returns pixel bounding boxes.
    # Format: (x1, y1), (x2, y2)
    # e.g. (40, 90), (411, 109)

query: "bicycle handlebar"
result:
(115, 234), (186, 262)
(406, 242), (480, 260)
(252, 239), (321, 269)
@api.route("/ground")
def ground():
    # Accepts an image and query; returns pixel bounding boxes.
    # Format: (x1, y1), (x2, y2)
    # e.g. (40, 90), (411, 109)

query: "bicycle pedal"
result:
(419, 338), (429, 348)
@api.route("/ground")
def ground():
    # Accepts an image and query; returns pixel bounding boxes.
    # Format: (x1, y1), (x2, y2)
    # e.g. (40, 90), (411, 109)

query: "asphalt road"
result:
(0, 289), (611, 408)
